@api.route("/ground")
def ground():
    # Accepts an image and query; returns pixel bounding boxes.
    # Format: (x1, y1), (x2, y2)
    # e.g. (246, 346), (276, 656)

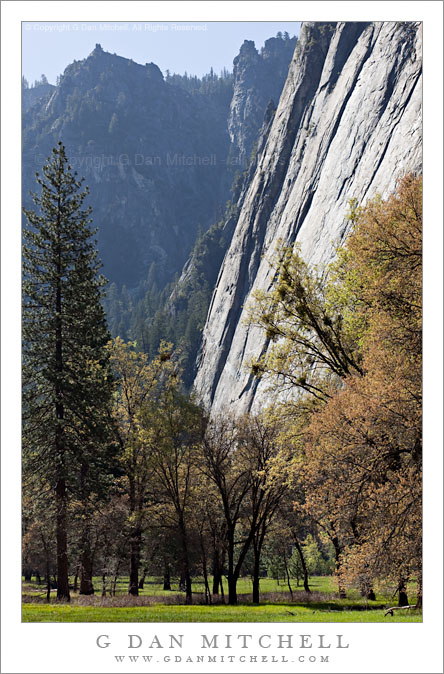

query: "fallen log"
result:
(384, 605), (418, 616)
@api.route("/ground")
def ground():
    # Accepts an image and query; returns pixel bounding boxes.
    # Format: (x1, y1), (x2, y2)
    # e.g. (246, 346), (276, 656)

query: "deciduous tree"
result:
(108, 338), (176, 595)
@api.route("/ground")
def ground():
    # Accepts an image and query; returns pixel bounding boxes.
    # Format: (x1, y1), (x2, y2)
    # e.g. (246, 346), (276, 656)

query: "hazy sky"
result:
(22, 21), (301, 84)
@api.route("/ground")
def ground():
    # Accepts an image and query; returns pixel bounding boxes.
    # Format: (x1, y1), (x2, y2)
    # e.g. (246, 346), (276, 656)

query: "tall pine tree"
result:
(23, 143), (114, 601)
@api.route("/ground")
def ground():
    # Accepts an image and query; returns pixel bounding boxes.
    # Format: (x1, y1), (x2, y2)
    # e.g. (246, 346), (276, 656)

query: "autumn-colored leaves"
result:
(251, 175), (422, 601)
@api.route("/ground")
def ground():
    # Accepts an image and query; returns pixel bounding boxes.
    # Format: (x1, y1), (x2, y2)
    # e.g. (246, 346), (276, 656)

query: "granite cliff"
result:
(194, 21), (422, 413)
(228, 35), (297, 166)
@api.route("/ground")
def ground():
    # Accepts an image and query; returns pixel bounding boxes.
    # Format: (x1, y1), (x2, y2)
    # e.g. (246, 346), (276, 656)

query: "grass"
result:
(22, 575), (421, 623)
(22, 574), (336, 600)
(22, 602), (421, 623)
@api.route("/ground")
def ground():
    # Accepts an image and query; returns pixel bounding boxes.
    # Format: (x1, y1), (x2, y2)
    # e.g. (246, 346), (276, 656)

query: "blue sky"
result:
(22, 21), (301, 84)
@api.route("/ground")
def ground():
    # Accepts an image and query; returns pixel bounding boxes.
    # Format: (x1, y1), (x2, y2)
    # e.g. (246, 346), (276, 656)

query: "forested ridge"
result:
(22, 146), (422, 610)
(22, 34), (296, 320)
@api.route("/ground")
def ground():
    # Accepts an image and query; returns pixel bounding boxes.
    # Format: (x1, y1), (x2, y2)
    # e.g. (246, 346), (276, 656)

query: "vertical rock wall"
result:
(194, 21), (422, 413)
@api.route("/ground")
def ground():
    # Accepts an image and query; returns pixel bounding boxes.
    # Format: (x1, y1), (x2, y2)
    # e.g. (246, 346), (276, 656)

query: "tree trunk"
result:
(227, 529), (238, 605)
(212, 570), (221, 595)
(23, 569), (32, 581)
(359, 581), (375, 600)
(416, 573), (422, 609)
(398, 578), (409, 606)
(45, 557), (51, 603)
(128, 527), (141, 595)
(294, 538), (310, 593)
(252, 549), (261, 604)
(332, 536), (346, 599)
(212, 553), (221, 595)
(183, 564), (192, 605)
(79, 528), (95, 595)
(102, 573), (107, 597)
(139, 567), (148, 589)
(163, 563), (171, 590)
(179, 518), (192, 604)
(227, 573), (237, 605)
(359, 564), (375, 600)
(200, 539), (211, 605)
(79, 561), (94, 594)
(283, 553), (294, 600)
(203, 568), (211, 605)
(79, 463), (94, 595)
(337, 577), (346, 599)
(111, 558), (120, 596)
(55, 479), (70, 601)
(181, 568), (192, 604)
(73, 562), (80, 593)
(40, 532), (51, 601)
(227, 526), (254, 605)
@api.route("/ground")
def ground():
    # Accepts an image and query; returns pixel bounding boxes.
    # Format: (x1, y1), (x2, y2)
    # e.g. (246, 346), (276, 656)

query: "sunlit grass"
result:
(22, 602), (421, 623)
(20, 574), (349, 597)
(22, 574), (421, 622)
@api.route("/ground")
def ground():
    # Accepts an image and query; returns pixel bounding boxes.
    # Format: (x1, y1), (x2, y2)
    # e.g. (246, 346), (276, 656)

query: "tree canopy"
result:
(22, 170), (422, 609)
(248, 174), (422, 602)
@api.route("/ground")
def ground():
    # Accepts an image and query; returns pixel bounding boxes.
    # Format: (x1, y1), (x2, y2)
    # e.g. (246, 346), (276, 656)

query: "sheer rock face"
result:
(194, 21), (422, 414)
(228, 36), (297, 167)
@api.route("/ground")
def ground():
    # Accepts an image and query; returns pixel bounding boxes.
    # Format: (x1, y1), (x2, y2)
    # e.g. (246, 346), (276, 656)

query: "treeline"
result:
(22, 74), (49, 89)
(103, 259), (211, 389)
(23, 340), (332, 604)
(103, 217), (234, 388)
(103, 132), (256, 388)
(165, 67), (233, 104)
(22, 146), (422, 607)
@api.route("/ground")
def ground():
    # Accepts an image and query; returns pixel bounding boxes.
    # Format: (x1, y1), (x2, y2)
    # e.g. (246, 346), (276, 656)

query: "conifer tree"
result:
(22, 143), (114, 601)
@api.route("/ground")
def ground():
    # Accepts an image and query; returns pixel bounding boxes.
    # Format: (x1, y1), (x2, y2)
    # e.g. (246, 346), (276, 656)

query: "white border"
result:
(2, 2), (443, 673)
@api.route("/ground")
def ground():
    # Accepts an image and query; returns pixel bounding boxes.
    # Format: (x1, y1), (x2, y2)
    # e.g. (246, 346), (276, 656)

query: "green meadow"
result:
(22, 575), (421, 623)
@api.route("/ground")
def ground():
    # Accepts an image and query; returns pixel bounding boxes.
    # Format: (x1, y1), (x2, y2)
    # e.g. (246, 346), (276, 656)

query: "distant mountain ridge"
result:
(22, 36), (296, 297)
(22, 44), (232, 289)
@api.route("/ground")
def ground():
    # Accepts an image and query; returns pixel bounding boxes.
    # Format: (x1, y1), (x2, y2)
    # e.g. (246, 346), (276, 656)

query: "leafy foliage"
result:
(249, 174), (422, 600)
(305, 175), (422, 592)
(22, 155), (423, 610)
(249, 244), (363, 402)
